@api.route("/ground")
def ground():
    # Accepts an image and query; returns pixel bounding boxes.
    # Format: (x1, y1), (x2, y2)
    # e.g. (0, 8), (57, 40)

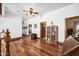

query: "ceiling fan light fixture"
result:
(18, 8), (39, 16)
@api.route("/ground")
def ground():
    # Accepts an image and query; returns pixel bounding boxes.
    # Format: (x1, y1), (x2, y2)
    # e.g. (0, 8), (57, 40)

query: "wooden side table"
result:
(31, 33), (37, 39)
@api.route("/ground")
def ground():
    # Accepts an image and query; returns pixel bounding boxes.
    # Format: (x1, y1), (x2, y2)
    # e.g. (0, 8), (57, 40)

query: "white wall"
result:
(22, 17), (28, 35)
(28, 16), (41, 37)
(0, 4), (22, 38)
(0, 16), (22, 38)
(28, 4), (79, 42)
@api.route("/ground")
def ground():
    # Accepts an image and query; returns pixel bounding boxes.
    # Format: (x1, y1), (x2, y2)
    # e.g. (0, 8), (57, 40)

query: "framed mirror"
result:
(74, 21), (79, 32)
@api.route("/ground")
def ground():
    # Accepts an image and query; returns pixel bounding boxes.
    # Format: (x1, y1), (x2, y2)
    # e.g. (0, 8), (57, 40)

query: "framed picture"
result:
(29, 24), (32, 27)
(34, 24), (37, 28)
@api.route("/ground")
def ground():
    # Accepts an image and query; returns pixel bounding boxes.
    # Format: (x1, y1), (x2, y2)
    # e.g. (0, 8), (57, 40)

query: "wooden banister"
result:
(62, 36), (79, 56)
(4, 29), (11, 56)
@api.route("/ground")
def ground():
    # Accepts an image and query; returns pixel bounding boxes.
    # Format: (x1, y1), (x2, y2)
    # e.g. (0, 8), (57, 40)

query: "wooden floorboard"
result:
(9, 36), (62, 56)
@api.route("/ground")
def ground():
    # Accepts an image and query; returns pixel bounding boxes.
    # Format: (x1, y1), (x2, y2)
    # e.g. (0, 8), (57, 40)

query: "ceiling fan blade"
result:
(33, 12), (39, 14)
(30, 8), (33, 10)
(26, 14), (28, 15)
(17, 11), (21, 12)
(22, 10), (28, 12)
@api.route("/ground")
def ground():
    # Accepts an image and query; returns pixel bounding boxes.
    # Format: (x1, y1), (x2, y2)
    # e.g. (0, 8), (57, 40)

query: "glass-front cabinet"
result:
(47, 25), (58, 44)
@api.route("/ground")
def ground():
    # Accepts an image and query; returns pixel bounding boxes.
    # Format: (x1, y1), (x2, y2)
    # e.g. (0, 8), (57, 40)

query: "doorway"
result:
(40, 22), (46, 39)
(65, 16), (79, 38)
(29, 24), (32, 35)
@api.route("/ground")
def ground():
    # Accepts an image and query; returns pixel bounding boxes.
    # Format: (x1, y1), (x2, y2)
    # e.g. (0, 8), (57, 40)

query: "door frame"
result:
(40, 22), (47, 39)
(28, 24), (32, 35)
(65, 16), (79, 38)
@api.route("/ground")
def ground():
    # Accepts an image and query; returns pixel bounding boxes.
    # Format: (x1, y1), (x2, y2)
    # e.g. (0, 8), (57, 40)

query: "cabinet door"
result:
(53, 26), (58, 42)
(47, 26), (58, 43)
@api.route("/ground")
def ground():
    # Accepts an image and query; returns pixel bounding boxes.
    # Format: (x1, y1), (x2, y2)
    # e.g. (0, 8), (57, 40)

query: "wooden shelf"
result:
(47, 25), (58, 44)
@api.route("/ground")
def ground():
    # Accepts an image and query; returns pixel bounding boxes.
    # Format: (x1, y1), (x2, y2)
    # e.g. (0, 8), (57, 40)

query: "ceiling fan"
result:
(22, 8), (39, 16)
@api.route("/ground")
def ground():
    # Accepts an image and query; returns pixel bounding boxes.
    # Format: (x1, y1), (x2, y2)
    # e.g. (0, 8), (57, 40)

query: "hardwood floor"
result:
(7, 36), (62, 56)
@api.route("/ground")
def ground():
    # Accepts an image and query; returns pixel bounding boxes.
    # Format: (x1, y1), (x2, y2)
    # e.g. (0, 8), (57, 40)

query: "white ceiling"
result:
(4, 3), (73, 19)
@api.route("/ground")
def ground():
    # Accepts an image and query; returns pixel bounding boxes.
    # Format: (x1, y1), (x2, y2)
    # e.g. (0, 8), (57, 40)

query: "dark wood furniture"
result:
(31, 33), (37, 39)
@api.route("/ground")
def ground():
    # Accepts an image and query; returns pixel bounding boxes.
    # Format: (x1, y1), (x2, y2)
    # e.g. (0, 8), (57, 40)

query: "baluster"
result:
(4, 29), (11, 56)
(0, 30), (5, 56)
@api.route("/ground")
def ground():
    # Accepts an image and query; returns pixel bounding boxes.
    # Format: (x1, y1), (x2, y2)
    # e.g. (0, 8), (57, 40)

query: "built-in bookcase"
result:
(47, 25), (58, 44)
